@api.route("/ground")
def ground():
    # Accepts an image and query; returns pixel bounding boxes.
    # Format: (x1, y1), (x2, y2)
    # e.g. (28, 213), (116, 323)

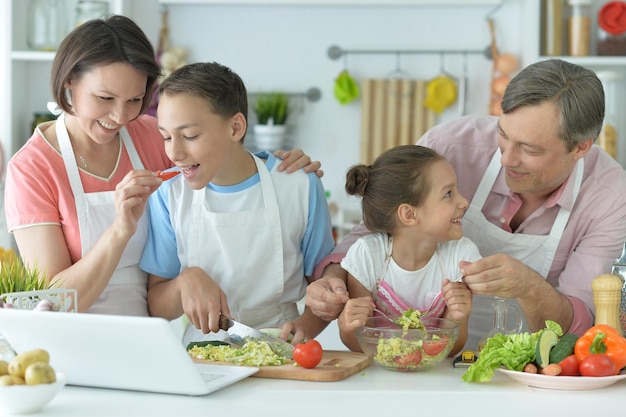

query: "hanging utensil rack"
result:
(327, 45), (491, 61)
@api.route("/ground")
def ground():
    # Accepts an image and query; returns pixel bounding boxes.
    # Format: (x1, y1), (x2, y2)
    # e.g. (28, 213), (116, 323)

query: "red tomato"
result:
(558, 355), (580, 376)
(579, 354), (615, 377)
(157, 170), (180, 181)
(394, 350), (422, 367)
(293, 339), (323, 369)
(422, 339), (448, 356)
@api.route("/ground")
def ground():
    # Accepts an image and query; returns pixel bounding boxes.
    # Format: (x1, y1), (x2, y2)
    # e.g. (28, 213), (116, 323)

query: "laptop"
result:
(0, 308), (258, 396)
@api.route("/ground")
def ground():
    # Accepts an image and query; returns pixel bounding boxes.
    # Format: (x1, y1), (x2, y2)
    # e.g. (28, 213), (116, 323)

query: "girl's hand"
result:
(442, 279), (472, 323)
(338, 296), (372, 332)
(274, 148), (323, 177)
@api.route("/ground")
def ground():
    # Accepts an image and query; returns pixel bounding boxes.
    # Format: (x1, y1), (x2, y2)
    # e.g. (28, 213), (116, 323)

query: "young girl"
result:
(338, 145), (480, 355)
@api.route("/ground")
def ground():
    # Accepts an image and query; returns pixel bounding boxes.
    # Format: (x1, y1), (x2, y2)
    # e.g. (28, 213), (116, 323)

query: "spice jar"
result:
(75, 1), (110, 27)
(596, 71), (620, 159)
(598, 1), (626, 56)
(568, 0), (592, 56)
(27, 0), (67, 51)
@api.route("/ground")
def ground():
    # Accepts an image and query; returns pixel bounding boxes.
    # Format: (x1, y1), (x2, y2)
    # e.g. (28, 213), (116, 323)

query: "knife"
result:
(220, 317), (294, 359)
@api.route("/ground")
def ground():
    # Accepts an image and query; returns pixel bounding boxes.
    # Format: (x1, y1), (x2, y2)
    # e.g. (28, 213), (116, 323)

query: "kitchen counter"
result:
(32, 360), (625, 416)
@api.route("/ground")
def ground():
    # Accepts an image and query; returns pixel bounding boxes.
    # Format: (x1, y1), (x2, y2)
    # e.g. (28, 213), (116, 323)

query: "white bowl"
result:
(0, 371), (66, 414)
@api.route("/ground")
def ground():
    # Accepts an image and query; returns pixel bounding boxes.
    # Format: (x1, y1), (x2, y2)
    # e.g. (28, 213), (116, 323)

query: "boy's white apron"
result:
(182, 155), (299, 345)
(462, 149), (583, 349)
(57, 112), (149, 316)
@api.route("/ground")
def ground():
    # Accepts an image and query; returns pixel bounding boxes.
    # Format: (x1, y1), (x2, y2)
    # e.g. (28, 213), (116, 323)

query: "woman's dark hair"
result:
(51, 15), (161, 116)
(345, 145), (443, 233)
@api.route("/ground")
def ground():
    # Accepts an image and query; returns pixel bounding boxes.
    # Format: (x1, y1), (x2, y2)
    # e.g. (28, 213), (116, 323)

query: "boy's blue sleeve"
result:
(139, 185), (181, 279)
(301, 173), (335, 276)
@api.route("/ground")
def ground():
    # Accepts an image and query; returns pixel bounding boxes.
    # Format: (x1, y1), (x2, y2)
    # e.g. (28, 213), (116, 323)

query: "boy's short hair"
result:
(158, 62), (249, 124)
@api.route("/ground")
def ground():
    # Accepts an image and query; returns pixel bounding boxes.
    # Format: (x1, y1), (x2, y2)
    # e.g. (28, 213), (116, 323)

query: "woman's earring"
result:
(65, 89), (72, 106)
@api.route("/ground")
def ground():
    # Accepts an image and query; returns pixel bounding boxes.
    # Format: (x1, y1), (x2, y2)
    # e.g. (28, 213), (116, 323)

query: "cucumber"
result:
(186, 340), (230, 350)
(549, 333), (579, 364)
(535, 329), (559, 368)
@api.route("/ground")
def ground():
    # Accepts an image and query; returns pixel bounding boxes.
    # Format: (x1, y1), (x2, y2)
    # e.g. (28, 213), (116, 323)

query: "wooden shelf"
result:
(158, 0), (502, 5)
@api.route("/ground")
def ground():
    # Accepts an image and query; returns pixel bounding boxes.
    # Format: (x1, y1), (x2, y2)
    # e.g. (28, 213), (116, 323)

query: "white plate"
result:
(497, 368), (626, 390)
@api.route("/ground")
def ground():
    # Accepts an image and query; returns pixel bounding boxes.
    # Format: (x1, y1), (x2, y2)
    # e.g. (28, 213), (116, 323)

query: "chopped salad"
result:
(188, 340), (290, 367)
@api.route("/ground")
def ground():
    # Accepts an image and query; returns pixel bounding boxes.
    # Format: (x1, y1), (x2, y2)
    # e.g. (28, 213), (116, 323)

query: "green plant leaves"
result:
(254, 93), (289, 125)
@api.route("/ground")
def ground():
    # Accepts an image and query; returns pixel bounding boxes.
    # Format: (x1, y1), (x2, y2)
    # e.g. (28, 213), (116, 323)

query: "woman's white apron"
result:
(57, 112), (149, 316)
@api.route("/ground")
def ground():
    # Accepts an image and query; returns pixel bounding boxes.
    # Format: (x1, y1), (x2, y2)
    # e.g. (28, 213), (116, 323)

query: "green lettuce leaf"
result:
(462, 320), (563, 383)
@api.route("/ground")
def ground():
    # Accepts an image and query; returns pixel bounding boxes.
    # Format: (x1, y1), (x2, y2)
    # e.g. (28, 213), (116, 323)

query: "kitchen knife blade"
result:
(221, 318), (294, 359)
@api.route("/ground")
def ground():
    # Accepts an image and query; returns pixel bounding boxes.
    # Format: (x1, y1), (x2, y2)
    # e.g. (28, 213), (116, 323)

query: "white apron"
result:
(181, 154), (299, 345)
(57, 112), (149, 316)
(462, 149), (583, 349)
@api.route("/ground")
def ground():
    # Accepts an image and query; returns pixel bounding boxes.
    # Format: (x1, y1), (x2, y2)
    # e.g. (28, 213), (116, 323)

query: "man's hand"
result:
(459, 254), (537, 299)
(306, 273), (349, 321)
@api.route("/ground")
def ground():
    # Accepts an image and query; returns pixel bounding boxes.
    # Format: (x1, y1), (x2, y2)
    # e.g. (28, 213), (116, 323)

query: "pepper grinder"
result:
(592, 273), (623, 332)
(611, 241), (626, 335)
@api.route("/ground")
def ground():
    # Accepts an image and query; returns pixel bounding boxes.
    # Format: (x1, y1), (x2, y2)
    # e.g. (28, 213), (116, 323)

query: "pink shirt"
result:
(322, 115), (626, 334)
(5, 115), (173, 264)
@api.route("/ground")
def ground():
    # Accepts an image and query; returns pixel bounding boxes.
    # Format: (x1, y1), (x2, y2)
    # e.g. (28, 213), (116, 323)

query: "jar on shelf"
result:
(596, 71), (621, 159)
(27, 0), (67, 51)
(568, 0), (592, 56)
(75, 1), (110, 28)
(597, 1), (626, 56)
(542, 0), (564, 56)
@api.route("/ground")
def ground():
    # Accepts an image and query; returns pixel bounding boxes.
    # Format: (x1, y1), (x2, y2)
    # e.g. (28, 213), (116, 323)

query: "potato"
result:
(0, 374), (25, 386)
(8, 349), (50, 378)
(24, 362), (56, 385)
(0, 360), (9, 376)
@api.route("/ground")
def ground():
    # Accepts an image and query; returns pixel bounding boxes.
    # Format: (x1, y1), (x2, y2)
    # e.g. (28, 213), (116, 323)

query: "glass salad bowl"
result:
(356, 316), (458, 372)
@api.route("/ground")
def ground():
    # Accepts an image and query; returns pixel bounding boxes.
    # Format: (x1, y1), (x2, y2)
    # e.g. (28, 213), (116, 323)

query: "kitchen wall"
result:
(136, 0), (525, 220)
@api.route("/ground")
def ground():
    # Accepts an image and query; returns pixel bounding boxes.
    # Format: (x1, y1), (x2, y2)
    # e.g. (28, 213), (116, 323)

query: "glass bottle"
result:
(568, 0), (591, 56)
(596, 71), (620, 159)
(75, 1), (110, 28)
(611, 241), (626, 336)
(27, 0), (67, 51)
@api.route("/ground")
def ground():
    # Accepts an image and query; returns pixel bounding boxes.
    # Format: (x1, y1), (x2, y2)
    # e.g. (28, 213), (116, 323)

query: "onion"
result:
(495, 54), (519, 75)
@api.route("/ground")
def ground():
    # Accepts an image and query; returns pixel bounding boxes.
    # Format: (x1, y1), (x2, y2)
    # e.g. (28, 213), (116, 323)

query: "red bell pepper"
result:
(574, 324), (626, 375)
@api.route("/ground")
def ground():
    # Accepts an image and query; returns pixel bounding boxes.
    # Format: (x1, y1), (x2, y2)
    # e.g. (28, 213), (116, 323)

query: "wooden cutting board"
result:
(193, 350), (372, 382)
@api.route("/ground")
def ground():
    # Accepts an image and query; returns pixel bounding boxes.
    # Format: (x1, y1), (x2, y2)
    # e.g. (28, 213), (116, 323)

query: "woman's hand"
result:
(113, 169), (161, 237)
(274, 148), (323, 177)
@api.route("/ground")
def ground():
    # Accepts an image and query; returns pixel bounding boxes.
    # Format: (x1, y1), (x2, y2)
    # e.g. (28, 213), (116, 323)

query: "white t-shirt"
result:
(340, 233), (481, 311)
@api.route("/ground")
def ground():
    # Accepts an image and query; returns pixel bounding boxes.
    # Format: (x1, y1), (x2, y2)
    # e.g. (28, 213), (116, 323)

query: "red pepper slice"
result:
(157, 170), (180, 181)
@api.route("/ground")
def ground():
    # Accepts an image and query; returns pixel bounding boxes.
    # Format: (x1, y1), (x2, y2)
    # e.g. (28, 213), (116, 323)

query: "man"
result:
(307, 59), (626, 350)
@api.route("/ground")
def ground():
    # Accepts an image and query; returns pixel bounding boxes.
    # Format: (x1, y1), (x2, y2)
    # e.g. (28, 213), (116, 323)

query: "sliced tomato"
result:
(558, 354), (580, 376)
(579, 354), (615, 377)
(423, 339), (448, 356)
(394, 350), (422, 367)
(157, 170), (180, 181)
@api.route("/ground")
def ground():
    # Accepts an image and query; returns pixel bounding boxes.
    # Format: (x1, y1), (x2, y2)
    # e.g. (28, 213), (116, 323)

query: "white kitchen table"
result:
(27, 359), (625, 417)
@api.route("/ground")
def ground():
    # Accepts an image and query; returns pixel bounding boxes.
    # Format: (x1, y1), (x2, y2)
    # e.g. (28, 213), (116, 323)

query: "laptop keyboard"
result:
(200, 372), (224, 383)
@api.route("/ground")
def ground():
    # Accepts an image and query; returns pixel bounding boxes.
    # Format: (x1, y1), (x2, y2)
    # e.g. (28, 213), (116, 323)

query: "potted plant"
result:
(252, 92), (290, 151)
(0, 250), (74, 312)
